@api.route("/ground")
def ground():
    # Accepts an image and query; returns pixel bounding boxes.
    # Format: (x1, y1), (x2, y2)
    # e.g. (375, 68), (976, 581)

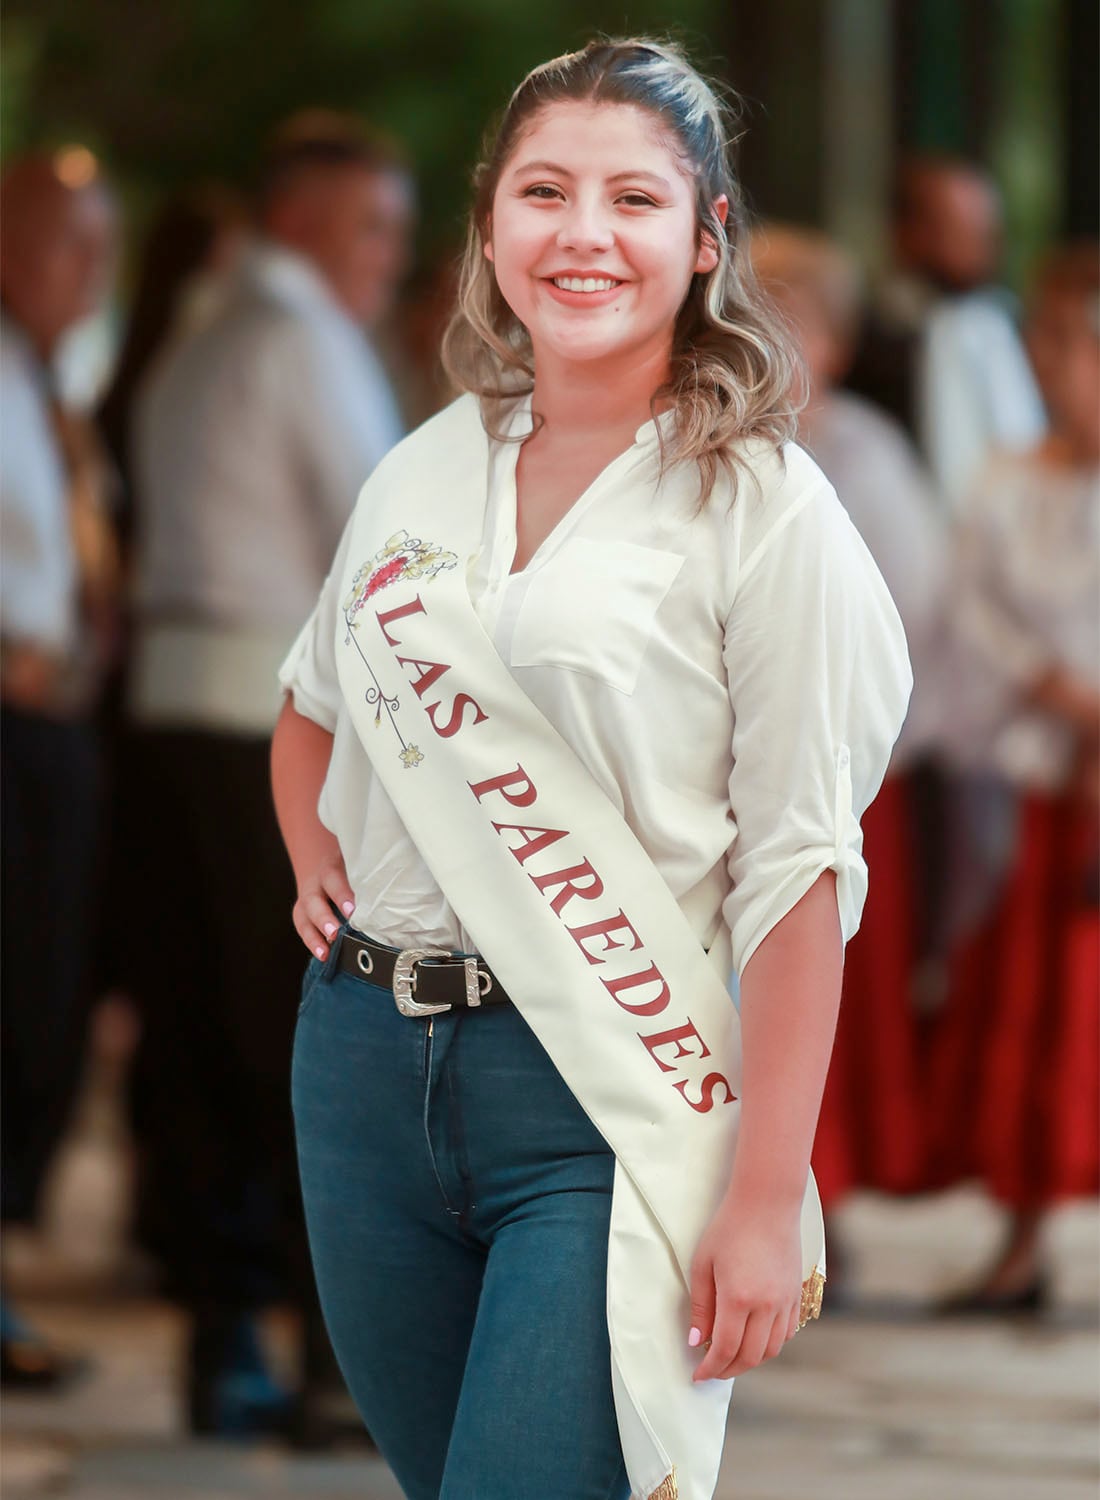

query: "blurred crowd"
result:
(0, 113), (1096, 1447)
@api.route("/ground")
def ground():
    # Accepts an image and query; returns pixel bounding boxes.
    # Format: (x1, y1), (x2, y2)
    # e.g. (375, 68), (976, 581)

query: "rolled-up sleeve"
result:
(277, 512), (356, 733)
(722, 478), (913, 975)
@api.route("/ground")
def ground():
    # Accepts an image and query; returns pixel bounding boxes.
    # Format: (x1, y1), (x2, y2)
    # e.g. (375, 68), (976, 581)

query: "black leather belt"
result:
(336, 931), (511, 1019)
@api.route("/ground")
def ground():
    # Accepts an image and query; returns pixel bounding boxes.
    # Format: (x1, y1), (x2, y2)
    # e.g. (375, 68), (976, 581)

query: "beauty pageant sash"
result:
(333, 396), (825, 1500)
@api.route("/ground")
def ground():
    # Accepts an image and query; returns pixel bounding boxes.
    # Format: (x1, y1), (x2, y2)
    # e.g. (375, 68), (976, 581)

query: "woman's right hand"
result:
(293, 849), (356, 960)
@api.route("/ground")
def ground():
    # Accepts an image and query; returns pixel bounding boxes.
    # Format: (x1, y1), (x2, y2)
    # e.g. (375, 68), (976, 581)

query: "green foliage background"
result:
(3, 0), (724, 259)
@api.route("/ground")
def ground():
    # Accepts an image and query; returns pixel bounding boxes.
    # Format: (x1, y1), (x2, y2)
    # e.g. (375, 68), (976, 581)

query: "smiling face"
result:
(484, 101), (721, 382)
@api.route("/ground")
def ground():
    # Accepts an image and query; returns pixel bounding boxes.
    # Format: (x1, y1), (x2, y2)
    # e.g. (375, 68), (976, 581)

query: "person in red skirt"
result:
(932, 242), (1100, 1310)
(751, 227), (947, 1251)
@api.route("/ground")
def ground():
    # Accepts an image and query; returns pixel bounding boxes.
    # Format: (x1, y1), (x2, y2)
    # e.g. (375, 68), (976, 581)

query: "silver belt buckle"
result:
(392, 947), (452, 1018)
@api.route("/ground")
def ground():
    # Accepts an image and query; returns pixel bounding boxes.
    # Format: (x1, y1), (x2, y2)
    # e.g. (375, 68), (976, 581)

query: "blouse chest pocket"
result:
(509, 537), (684, 695)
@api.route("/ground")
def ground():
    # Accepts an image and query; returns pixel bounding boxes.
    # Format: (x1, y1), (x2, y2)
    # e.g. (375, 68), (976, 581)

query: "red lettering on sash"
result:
(673, 1072), (737, 1112)
(491, 823), (570, 865)
(427, 693), (489, 738)
(601, 962), (671, 1017)
(395, 656), (450, 699)
(468, 765), (539, 808)
(638, 1019), (712, 1074)
(376, 595), (426, 646)
(530, 860), (605, 916)
(566, 910), (644, 966)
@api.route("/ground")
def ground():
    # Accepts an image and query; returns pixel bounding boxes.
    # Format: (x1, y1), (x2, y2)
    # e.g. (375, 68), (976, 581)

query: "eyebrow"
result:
(511, 160), (673, 191)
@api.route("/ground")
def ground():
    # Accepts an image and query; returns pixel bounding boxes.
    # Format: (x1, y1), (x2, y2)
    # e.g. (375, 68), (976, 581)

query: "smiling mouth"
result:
(550, 276), (623, 293)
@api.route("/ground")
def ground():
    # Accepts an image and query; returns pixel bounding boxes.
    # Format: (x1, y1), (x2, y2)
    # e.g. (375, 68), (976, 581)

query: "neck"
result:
(529, 341), (672, 440)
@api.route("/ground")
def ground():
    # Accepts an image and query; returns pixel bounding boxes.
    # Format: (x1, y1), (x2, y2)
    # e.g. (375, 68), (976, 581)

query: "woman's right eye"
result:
(523, 184), (562, 200)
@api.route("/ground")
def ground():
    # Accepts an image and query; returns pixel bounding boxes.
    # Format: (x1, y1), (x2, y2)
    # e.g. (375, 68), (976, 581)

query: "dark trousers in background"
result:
(124, 727), (307, 1314)
(1, 706), (103, 1226)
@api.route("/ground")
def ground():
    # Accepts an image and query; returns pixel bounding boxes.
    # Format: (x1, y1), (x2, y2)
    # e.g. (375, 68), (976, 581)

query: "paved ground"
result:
(3, 1018), (1098, 1499)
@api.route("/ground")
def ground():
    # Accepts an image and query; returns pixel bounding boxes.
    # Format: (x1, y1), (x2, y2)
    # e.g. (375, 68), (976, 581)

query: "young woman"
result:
(272, 39), (910, 1500)
(930, 243), (1100, 1310)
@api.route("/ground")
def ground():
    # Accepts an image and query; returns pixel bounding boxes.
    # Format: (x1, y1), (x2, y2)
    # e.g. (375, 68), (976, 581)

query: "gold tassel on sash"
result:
(799, 1267), (826, 1330)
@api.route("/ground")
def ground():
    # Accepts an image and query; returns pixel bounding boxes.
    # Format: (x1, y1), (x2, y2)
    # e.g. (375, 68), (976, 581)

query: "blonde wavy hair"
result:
(441, 37), (805, 504)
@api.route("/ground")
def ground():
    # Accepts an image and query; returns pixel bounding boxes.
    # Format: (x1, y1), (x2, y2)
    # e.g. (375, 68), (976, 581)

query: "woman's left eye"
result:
(618, 193), (657, 208)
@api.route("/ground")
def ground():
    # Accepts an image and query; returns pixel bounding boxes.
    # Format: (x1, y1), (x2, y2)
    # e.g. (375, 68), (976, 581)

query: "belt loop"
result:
(463, 956), (493, 1007)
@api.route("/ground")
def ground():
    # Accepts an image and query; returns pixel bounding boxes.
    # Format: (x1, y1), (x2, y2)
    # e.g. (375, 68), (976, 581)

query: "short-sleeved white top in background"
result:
(943, 451), (1100, 790)
(280, 395), (912, 973)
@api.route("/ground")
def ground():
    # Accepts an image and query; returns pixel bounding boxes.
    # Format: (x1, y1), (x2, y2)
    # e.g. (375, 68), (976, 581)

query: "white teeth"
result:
(553, 276), (619, 293)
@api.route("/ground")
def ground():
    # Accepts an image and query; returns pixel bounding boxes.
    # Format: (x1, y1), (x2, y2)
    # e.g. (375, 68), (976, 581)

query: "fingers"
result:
(765, 1307), (792, 1362)
(293, 897), (334, 959)
(687, 1254), (718, 1362)
(321, 865), (357, 918)
(294, 858), (356, 959)
(693, 1299), (800, 1382)
(692, 1292), (747, 1384)
(785, 1300), (801, 1344)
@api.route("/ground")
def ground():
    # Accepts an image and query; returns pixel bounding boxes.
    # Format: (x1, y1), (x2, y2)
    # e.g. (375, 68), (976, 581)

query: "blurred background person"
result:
(850, 154), (1047, 516)
(98, 183), (249, 563)
(928, 242), (1100, 1312)
(122, 113), (415, 1436)
(0, 149), (120, 1386)
(92, 184), (248, 1012)
(751, 225), (946, 1274)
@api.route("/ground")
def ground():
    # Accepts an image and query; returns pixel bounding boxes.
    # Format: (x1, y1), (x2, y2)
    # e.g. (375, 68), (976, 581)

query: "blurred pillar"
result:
(821, 0), (893, 273)
(892, 0), (997, 156)
(719, 1), (892, 272)
(988, 0), (1063, 289)
(720, 0), (827, 224)
(892, 0), (1070, 290)
(717, 0), (1072, 283)
(1064, 0), (1099, 235)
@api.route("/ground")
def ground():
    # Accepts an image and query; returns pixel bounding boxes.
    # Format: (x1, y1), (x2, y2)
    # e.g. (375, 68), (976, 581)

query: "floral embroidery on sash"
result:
(342, 530), (457, 766)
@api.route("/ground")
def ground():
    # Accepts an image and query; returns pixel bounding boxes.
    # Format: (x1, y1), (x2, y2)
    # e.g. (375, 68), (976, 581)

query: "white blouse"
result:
(280, 396), (912, 975)
(943, 450), (1100, 789)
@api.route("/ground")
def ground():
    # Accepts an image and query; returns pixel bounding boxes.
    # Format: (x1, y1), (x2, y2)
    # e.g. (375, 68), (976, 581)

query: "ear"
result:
(482, 217), (494, 264)
(694, 195), (729, 275)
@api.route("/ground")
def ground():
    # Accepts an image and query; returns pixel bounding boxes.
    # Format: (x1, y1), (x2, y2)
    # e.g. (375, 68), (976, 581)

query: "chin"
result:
(557, 338), (655, 372)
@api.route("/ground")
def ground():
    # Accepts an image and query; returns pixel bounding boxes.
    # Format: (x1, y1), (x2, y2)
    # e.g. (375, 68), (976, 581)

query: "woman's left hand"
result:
(687, 1190), (803, 1382)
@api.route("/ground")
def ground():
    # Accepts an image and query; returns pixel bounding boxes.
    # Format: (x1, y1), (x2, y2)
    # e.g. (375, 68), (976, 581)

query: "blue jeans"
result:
(292, 938), (631, 1500)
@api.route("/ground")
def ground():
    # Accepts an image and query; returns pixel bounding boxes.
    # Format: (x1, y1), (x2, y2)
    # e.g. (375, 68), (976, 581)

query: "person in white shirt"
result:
(272, 40), (910, 1499)
(849, 155), (1047, 515)
(124, 115), (414, 1437)
(930, 242), (1099, 1313)
(751, 224), (945, 1248)
(0, 150), (117, 1389)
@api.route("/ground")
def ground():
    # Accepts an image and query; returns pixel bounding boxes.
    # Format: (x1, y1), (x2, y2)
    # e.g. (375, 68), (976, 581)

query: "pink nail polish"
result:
(688, 1327), (702, 1348)
(323, 922), (337, 938)
(314, 946), (326, 959)
(342, 901), (355, 916)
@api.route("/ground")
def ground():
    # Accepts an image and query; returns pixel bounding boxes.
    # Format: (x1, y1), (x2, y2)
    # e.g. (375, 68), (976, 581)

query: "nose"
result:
(555, 194), (614, 255)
